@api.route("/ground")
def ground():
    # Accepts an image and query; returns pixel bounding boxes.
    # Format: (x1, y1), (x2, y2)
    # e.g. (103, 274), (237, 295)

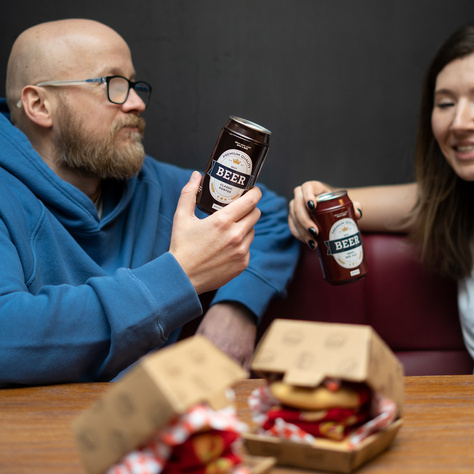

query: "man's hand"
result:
(170, 171), (262, 294)
(196, 302), (257, 370)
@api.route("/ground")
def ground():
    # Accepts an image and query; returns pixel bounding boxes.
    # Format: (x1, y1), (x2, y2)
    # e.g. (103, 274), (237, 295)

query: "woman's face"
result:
(432, 52), (474, 181)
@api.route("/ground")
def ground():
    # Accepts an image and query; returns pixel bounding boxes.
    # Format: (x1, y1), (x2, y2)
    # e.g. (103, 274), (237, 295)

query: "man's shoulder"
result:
(141, 156), (194, 187)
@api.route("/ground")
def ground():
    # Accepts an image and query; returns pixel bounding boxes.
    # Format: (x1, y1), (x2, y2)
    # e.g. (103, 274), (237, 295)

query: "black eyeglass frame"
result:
(24, 75), (153, 109)
(102, 75), (152, 108)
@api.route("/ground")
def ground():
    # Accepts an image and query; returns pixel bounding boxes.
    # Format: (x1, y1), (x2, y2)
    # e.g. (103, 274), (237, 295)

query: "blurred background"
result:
(1, 1), (473, 200)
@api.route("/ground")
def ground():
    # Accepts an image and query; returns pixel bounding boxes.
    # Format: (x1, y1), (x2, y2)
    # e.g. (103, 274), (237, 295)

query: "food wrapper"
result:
(248, 380), (397, 449)
(107, 392), (250, 474)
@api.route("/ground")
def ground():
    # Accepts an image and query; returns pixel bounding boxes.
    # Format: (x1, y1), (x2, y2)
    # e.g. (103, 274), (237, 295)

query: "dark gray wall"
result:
(1, 1), (473, 200)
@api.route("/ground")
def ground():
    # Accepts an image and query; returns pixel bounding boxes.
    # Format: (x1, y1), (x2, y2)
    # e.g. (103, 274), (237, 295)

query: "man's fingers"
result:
(176, 171), (202, 216)
(219, 186), (262, 222)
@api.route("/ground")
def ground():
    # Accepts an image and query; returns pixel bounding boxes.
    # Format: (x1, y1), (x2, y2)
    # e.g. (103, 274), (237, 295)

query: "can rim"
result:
(229, 116), (272, 135)
(316, 190), (348, 203)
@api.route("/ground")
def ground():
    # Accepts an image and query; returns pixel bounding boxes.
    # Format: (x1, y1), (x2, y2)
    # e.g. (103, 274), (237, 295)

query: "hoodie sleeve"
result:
(0, 215), (202, 386)
(155, 160), (300, 321)
(211, 183), (301, 319)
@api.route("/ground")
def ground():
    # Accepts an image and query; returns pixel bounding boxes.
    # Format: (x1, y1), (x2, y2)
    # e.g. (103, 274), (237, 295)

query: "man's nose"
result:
(121, 88), (147, 113)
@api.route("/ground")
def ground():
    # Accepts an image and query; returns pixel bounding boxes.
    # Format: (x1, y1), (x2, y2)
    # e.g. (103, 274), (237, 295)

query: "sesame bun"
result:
(269, 381), (361, 411)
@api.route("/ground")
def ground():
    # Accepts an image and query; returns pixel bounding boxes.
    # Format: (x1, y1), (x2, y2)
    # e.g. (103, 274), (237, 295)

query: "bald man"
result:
(0, 19), (298, 386)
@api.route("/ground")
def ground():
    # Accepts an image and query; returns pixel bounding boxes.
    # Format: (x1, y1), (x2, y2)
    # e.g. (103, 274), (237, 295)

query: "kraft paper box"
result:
(72, 335), (251, 474)
(243, 319), (404, 473)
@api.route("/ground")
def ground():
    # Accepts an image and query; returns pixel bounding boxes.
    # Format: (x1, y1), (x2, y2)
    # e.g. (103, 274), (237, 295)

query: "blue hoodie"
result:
(0, 102), (299, 386)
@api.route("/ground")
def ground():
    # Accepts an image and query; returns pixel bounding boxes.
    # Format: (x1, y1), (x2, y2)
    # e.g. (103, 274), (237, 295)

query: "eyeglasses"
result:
(17, 75), (152, 109)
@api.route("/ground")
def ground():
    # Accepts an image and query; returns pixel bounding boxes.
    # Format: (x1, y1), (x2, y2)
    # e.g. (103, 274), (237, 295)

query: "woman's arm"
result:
(347, 182), (417, 232)
(289, 181), (418, 245)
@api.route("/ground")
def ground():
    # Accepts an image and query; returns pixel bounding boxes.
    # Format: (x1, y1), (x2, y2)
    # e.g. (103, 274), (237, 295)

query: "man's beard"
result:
(52, 100), (146, 180)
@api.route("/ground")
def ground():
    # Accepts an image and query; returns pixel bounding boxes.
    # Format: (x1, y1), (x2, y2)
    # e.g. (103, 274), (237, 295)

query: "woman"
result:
(288, 24), (474, 360)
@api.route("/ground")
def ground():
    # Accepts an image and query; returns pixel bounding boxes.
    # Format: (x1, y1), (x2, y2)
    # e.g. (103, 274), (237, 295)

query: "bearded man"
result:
(0, 19), (298, 386)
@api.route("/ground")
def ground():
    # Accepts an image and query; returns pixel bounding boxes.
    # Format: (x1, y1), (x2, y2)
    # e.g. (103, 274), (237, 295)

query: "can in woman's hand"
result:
(309, 190), (368, 285)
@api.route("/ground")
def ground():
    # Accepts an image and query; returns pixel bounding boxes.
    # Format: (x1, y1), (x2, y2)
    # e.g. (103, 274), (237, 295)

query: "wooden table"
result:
(1, 376), (474, 473)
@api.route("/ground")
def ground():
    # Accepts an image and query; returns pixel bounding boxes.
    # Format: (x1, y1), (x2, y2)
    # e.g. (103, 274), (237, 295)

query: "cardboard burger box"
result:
(71, 335), (274, 474)
(243, 319), (404, 473)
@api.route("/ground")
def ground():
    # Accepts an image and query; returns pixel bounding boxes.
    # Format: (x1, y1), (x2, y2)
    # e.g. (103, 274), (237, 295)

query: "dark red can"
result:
(196, 116), (271, 214)
(309, 190), (368, 285)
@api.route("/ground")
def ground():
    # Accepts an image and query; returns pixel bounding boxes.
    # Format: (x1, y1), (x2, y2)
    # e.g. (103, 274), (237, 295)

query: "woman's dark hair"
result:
(411, 24), (474, 279)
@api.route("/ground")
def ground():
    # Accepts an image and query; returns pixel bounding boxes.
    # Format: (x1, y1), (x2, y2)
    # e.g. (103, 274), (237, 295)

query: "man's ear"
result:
(20, 86), (53, 128)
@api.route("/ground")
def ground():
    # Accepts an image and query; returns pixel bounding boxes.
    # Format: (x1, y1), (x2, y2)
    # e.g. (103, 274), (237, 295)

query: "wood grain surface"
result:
(1, 376), (474, 473)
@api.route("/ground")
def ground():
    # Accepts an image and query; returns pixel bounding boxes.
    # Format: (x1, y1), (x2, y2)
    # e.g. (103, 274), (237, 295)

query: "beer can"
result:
(196, 116), (271, 214)
(309, 190), (368, 285)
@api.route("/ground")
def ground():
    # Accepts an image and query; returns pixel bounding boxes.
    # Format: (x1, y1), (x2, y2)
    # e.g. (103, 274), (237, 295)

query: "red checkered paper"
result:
(107, 395), (250, 474)
(248, 383), (396, 449)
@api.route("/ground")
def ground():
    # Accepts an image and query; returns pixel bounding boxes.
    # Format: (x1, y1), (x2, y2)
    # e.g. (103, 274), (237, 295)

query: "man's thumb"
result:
(177, 171), (202, 213)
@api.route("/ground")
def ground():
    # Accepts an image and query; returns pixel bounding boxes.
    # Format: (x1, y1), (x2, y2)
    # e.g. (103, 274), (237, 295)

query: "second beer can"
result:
(309, 190), (368, 285)
(196, 116), (271, 214)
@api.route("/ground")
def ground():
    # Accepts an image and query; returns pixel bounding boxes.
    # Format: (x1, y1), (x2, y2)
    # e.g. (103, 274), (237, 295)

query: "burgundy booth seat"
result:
(257, 233), (473, 376)
(181, 233), (473, 376)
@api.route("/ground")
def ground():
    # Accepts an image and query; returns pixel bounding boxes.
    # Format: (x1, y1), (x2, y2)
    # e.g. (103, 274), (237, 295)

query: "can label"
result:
(196, 116), (271, 215)
(208, 149), (253, 204)
(324, 218), (364, 269)
(310, 190), (368, 285)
